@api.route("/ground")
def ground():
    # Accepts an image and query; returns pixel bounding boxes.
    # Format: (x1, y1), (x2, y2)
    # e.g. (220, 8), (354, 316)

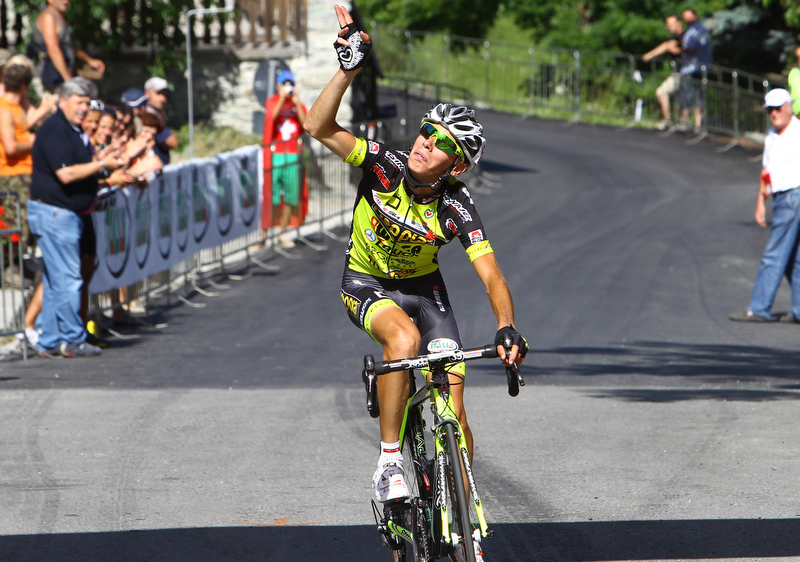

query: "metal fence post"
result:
(444, 35), (451, 86)
(573, 50), (581, 122)
(484, 40), (491, 105)
(529, 47), (536, 116)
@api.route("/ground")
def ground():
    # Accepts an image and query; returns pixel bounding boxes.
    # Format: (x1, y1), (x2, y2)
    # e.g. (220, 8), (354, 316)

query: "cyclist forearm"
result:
(473, 253), (515, 328)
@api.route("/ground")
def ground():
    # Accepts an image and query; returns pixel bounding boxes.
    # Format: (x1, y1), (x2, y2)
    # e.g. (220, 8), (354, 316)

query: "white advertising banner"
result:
(89, 145), (262, 293)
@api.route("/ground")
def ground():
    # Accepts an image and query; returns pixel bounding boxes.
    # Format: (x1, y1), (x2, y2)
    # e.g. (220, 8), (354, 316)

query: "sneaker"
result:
(15, 327), (40, 346)
(473, 529), (485, 562)
(779, 314), (800, 324)
(728, 310), (774, 323)
(60, 341), (102, 358)
(655, 119), (672, 131)
(279, 235), (295, 249)
(372, 461), (409, 503)
(673, 121), (690, 133)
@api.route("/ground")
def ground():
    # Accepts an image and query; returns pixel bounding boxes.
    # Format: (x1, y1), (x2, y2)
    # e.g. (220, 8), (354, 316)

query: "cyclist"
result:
(305, 4), (529, 504)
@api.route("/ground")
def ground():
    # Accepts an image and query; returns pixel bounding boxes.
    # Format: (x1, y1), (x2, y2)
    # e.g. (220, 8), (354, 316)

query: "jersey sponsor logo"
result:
(372, 164), (391, 189)
(461, 186), (475, 205)
(427, 338), (458, 352)
(340, 292), (360, 317)
(442, 193), (473, 223)
(385, 151), (404, 171)
(445, 218), (458, 235)
(375, 240), (422, 258)
(469, 229), (484, 244)
(370, 212), (428, 245)
(365, 229), (377, 242)
(372, 192), (422, 230)
(424, 209), (434, 219)
(368, 140), (380, 154)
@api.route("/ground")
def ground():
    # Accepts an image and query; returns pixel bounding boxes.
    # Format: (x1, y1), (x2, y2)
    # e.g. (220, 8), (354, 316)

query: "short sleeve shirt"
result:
(763, 117), (800, 194)
(680, 22), (713, 76)
(343, 137), (493, 279)
(30, 108), (97, 212)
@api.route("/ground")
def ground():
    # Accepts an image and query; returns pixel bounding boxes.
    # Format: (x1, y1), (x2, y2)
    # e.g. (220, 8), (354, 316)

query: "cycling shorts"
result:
(341, 268), (466, 376)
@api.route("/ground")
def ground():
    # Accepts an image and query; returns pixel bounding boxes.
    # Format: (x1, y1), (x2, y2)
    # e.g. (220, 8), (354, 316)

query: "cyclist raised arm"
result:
(305, 4), (528, 505)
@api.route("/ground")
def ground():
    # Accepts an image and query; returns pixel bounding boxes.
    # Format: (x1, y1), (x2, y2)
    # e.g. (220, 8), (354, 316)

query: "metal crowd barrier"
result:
(0, 191), (29, 360)
(369, 24), (776, 147)
(84, 141), (360, 331)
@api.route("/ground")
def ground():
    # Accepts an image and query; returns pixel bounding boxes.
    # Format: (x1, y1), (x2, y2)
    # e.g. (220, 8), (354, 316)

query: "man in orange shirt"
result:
(0, 63), (36, 252)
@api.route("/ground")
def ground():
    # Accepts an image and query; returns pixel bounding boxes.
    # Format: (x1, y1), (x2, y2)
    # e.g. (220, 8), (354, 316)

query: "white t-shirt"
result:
(763, 116), (800, 194)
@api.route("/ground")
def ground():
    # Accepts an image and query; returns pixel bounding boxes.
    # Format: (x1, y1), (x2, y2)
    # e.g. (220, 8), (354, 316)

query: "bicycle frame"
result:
(365, 343), (523, 560)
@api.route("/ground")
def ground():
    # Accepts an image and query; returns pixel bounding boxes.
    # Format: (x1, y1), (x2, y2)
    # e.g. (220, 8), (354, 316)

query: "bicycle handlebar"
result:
(363, 340), (525, 417)
(374, 344), (498, 375)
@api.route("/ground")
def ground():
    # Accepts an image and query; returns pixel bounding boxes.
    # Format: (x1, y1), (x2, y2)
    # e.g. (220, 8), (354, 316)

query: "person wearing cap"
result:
(730, 88), (800, 323)
(143, 77), (178, 165)
(263, 69), (307, 247)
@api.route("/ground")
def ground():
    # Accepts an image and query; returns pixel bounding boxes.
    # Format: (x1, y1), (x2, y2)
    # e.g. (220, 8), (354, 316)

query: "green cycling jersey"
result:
(343, 137), (493, 279)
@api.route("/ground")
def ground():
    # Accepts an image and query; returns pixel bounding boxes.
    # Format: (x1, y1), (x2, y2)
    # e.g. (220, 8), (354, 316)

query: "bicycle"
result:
(362, 338), (525, 562)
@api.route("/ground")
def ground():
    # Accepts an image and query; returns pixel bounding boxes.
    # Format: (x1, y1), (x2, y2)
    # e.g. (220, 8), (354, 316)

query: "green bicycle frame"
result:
(394, 377), (490, 550)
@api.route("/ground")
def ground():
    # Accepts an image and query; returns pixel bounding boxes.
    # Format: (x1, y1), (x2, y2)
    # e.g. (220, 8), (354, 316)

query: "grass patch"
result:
(172, 124), (261, 162)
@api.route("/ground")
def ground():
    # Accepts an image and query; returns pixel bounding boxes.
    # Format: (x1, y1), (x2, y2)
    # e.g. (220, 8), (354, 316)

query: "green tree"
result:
(16, 0), (196, 74)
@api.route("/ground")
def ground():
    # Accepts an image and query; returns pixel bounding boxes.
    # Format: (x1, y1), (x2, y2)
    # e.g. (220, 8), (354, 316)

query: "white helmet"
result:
(421, 103), (486, 172)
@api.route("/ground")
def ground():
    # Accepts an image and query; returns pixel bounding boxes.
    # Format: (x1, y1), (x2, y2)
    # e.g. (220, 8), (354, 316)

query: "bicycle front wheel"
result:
(444, 423), (477, 562)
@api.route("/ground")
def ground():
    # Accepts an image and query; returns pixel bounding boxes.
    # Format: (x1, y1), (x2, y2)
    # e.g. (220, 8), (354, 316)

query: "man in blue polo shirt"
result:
(28, 77), (128, 357)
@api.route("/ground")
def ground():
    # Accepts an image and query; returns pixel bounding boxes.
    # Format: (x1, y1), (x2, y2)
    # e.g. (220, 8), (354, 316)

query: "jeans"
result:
(749, 188), (800, 319)
(27, 199), (86, 349)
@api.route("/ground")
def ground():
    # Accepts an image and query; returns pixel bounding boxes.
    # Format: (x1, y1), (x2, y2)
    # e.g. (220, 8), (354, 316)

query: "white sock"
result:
(378, 441), (402, 467)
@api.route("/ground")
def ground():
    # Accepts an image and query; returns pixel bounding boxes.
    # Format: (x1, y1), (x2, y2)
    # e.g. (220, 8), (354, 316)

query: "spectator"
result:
(677, 8), (713, 133)
(28, 77), (127, 357)
(90, 108), (117, 150)
(264, 69), (307, 248)
(0, 55), (57, 128)
(787, 46), (800, 116)
(28, 0), (105, 93)
(128, 111), (164, 183)
(642, 15), (683, 131)
(143, 77), (178, 165)
(0, 63), (36, 258)
(729, 89), (800, 323)
(104, 99), (133, 142)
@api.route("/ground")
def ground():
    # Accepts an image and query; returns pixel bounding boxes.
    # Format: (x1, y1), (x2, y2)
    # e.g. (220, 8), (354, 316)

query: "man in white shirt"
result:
(730, 88), (800, 322)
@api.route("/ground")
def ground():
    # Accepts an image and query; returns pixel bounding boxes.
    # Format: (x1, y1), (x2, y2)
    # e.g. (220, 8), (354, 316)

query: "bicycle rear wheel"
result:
(444, 423), (477, 562)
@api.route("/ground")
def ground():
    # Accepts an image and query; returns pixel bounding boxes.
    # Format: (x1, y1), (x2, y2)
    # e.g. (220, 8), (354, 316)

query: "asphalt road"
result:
(2, 113), (800, 562)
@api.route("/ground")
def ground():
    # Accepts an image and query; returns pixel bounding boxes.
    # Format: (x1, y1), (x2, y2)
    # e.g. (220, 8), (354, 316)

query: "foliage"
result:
(14, 0), (196, 74)
(358, 0), (795, 73)
(358, 0), (502, 39)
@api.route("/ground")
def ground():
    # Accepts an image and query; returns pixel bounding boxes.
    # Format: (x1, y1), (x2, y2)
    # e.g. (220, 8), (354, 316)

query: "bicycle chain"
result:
(413, 498), (432, 562)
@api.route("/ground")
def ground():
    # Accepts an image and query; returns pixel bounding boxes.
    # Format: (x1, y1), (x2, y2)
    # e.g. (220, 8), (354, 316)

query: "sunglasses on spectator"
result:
(90, 100), (105, 111)
(419, 122), (464, 161)
(765, 105), (784, 113)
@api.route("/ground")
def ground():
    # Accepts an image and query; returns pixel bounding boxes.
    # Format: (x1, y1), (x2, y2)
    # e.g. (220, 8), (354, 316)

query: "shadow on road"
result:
(533, 340), (800, 385)
(2, 518), (799, 561)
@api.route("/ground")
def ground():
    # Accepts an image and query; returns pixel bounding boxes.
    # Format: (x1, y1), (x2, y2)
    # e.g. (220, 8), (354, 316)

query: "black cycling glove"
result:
(494, 325), (529, 359)
(334, 21), (372, 71)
